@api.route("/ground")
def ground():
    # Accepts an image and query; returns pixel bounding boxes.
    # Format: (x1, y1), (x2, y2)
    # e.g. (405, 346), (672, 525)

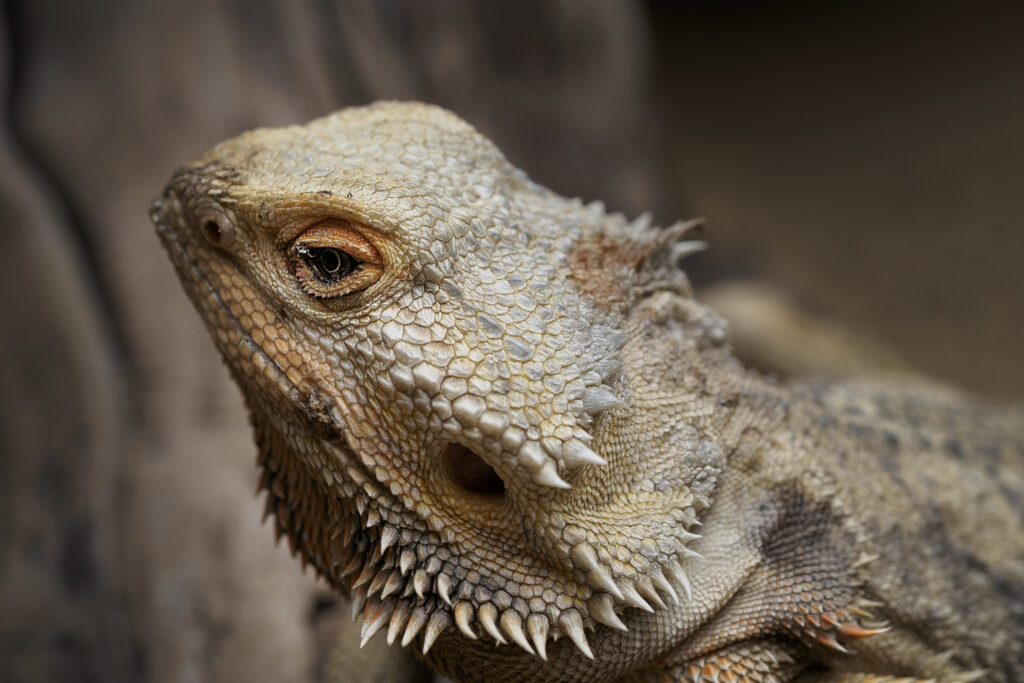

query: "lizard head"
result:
(153, 102), (722, 663)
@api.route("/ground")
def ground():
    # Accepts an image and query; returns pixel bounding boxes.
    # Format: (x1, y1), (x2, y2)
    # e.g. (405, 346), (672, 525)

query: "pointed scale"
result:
(559, 609), (594, 659)
(386, 601), (412, 645)
(437, 573), (453, 606)
(477, 602), (506, 644)
(649, 564), (679, 605)
(571, 543), (623, 600)
(664, 558), (692, 602)
(533, 459), (571, 489)
(422, 610), (450, 655)
(401, 605), (429, 647)
(527, 614), (549, 661)
(588, 593), (628, 631)
(454, 601), (477, 640)
(359, 596), (394, 648)
(499, 610), (535, 655)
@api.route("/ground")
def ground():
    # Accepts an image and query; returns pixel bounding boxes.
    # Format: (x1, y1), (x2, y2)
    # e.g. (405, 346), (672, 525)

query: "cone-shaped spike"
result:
(386, 602), (412, 645)
(350, 584), (368, 623)
(437, 573), (453, 607)
(422, 610), (450, 655)
(571, 543), (623, 600)
(630, 211), (653, 231)
(533, 460), (571, 489)
(559, 609), (593, 659)
(816, 632), (849, 653)
(380, 570), (404, 599)
(339, 551), (364, 579)
(563, 438), (607, 468)
(619, 581), (654, 613)
(454, 601), (477, 640)
(594, 358), (622, 380)
(401, 606), (428, 647)
(649, 565), (679, 605)
(838, 622), (891, 639)
(665, 559), (692, 602)
(379, 525), (398, 552)
(588, 593), (628, 631)
(636, 575), (666, 609)
(478, 603), (506, 644)
(352, 559), (377, 589)
(500, 610), (535, 655)
(359, 598), (393, 648)
(671, 239), (707, 260)
(399, 548), (415, 575)
(367, 567), (390, 596)
(413, 569), (429, 599)
(580, 387), (620, 414)
(527, 614), (549, 661)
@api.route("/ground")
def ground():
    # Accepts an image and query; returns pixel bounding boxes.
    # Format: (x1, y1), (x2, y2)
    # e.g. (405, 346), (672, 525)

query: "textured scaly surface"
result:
(153, 102), (1024, 682)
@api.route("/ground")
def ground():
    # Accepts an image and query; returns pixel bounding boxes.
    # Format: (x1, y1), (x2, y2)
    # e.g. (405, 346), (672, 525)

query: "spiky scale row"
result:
(353, 559), (663, 663)
(361, 598), (575, 659)
(339, 484), (699, 664)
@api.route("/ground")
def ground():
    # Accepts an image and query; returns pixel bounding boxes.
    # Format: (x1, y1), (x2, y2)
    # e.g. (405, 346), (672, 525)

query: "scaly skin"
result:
(152, 102), (1024, 682)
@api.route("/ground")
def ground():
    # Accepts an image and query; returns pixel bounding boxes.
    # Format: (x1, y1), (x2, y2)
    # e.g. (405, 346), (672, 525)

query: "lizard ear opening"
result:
(443, 442), (505, 497)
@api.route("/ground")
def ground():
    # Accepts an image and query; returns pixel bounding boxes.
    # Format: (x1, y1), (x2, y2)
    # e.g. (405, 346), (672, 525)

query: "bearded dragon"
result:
(152, 102), (1024, 682)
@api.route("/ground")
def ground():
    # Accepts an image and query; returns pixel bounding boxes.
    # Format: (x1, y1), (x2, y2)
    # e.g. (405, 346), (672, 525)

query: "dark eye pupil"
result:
(319, 249), (341, 273)
(307, 247), (356, 280)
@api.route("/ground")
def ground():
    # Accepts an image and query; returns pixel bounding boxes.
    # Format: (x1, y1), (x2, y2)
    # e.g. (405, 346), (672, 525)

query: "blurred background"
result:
(1, 1), (1021, 681)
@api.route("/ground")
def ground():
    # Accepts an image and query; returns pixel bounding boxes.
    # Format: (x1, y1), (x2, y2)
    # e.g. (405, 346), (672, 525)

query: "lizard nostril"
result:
(202, 217), (235, 248)
(444, 443), (505, 497)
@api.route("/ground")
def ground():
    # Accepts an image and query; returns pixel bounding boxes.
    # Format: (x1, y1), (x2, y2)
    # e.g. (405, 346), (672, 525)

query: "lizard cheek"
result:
(443, 442), (506, 497)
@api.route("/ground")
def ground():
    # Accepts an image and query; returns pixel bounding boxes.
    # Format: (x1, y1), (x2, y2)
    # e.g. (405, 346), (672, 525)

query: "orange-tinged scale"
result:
(839, 622), (888, 639)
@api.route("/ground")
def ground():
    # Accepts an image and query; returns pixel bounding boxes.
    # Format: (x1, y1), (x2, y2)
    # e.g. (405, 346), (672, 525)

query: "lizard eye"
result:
(303, 246), (358, 281)
(290, 219), (384, 298)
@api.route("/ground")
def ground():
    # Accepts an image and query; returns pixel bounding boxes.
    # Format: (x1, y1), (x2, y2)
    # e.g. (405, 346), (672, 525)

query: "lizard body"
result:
(153, 102), (1024, 682)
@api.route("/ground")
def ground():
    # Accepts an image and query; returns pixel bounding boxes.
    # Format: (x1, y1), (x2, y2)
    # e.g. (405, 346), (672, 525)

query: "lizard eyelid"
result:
(289, 218), (384, 298)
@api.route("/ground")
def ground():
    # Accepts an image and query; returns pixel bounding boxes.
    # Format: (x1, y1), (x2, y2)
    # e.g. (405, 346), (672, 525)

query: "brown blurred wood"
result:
(652, 3), (1024, 400)
(0, 1), (665, 681)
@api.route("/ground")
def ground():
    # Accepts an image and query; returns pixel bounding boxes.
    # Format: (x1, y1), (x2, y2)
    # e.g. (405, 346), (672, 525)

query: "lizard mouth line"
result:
(155, 216), (306, 409)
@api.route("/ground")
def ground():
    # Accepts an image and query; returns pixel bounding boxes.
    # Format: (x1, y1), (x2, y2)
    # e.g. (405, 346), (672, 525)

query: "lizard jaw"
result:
(311, 388), (704, 663)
